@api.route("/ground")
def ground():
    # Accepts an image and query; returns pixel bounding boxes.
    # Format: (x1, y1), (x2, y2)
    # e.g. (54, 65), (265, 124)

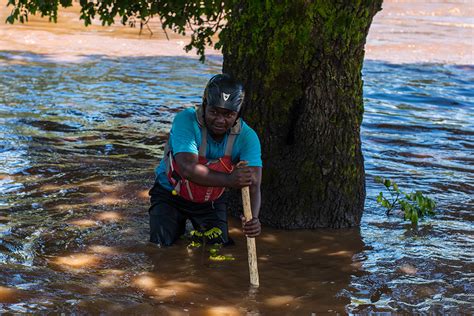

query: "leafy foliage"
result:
(375, 177), (436, 225)
(188, 227), (234, 262)
(5, 0), (230, 61)
(208, 243), (234, 262)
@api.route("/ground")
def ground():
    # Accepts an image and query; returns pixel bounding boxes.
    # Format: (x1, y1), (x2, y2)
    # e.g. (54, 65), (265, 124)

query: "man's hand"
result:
(228, 166), (253, 188)
(241, 215), (261, 238)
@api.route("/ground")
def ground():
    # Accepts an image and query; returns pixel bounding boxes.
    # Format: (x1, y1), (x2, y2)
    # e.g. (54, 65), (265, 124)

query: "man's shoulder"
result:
(239, 120), (259, 139)
(170, 107), (200, 153)
(174, 107), (197, 121)
(172, 107), (198, 128)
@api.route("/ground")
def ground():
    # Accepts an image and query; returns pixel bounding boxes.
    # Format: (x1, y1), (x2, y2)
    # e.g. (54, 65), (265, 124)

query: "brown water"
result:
(0, 0), (472, 64)
(0, 1), (473, 314)
(367, 0), (473, 65)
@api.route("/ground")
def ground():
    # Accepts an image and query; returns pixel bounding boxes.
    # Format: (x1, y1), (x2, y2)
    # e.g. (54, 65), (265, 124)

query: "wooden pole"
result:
(241, 186), (259, 287)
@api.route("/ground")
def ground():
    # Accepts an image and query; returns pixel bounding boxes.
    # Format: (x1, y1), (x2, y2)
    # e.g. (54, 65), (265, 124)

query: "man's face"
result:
(204, 106), (239, 136)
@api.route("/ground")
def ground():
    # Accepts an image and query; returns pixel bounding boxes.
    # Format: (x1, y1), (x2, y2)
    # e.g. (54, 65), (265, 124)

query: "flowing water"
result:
(1, 53), (472, 314)
(1, 1), (473, 314)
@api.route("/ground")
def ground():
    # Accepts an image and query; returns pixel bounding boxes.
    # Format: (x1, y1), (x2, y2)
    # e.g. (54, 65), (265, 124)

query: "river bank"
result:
(0, 0), (472, 64)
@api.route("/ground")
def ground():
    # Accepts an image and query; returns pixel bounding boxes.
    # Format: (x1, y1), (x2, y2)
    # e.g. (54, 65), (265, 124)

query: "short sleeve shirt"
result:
(155, 107), (262, 191)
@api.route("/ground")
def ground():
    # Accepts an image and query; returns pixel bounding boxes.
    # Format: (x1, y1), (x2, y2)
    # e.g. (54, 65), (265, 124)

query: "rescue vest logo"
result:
(204, 187), (212, 202)
(222, 93), (230, 101)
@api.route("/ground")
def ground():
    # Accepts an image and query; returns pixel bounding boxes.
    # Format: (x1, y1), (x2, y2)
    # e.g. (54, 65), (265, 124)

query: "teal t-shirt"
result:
(155, 107), (262, 191)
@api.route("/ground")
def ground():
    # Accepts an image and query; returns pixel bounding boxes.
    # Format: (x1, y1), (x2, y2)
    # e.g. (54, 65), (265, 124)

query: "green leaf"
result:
(377, 178), (436, 224)
(188, 241), (201, 248)
(204, 227), (223, 240)
(400, 200), (410, 219)
(190, 230), (203, 237)
(209, 254), (235, 261)
(393, 183), (399, 192)
(411, 210), (418, 225)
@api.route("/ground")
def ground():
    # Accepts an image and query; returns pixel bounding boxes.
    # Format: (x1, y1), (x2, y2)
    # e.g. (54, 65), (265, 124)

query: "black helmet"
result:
(203, 74), (244, 112)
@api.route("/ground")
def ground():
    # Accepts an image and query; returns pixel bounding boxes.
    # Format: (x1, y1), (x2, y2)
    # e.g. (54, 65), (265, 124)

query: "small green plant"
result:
(208, 243), (235, 261)
(375, 177), (436, 225)
(188, 227), (235, 261)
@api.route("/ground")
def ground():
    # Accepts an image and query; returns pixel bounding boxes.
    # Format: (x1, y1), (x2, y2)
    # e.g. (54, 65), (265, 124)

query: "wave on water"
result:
(0, 53), (472, 313)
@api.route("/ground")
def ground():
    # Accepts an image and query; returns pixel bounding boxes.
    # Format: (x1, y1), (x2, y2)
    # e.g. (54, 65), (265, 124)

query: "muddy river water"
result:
(0, 0), (473, 314)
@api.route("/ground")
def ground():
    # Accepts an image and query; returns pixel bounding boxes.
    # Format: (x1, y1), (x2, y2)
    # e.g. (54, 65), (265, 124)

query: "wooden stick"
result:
(241, 186), (259, 287)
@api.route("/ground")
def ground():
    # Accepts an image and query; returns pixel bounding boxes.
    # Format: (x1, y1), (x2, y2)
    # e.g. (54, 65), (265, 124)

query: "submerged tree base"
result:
(223, 1), (383, 228)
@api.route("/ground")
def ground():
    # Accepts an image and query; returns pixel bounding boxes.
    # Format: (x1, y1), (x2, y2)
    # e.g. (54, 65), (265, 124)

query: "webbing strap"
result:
(198, 126), (236, 158)
(185, 180), (194, 200)
(225, 134), (236, 156)
(164, 139), (172, 175)
(198, 126), (208, 157)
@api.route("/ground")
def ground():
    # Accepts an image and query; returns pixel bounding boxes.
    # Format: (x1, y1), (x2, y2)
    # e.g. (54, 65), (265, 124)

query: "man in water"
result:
(149, 74), (262, 246)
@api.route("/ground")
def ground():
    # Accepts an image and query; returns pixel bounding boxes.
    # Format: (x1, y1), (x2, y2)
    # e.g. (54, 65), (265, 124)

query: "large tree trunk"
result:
(221, 1), (382, 228)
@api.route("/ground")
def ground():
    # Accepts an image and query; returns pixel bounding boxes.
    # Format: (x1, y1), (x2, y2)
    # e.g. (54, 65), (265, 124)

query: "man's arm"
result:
(249, 167), (262, 218)
(242, 166), (262, 237)
(174, 152), (253, 188)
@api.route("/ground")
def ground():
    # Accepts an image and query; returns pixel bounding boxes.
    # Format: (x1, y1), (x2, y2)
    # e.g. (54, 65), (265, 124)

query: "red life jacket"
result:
(165, 126), (237, 203)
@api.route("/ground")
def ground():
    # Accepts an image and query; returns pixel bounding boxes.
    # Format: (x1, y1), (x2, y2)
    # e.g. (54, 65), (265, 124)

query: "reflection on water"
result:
(0, 53), (473, 313)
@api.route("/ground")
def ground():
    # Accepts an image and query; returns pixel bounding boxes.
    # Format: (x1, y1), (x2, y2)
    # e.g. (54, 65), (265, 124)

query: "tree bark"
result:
(221, 1), (382, 228)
